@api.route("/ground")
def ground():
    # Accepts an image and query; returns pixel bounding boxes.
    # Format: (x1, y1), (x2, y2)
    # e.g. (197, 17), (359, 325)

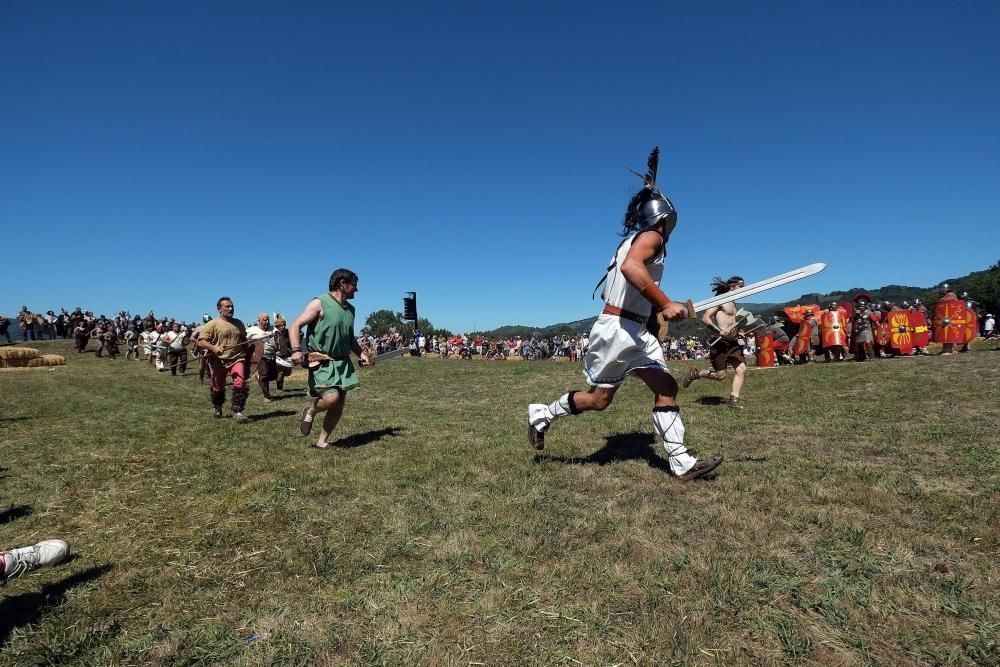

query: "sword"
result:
(649, 263), (826, 340)
(682, 262), (827, 317)
(360, 347), (410, 366)
(304, 346), (410, 369)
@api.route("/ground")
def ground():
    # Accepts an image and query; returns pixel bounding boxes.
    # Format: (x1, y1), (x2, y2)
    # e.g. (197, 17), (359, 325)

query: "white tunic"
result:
(602, 231), (666, 317)
(584, 230), (669, 387)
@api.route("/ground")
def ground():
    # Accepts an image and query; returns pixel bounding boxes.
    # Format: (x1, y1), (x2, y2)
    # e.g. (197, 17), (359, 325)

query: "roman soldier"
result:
(820, 301), (849, 362)
(792, 308), (818, 363)
(850, 293), (876, 361)
(933, 284), (965, 355)
(959, 291), (979, 353)
(906, 301), (930, 355)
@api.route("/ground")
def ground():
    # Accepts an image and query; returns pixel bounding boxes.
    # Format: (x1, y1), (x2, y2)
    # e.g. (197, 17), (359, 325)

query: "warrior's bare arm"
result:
(621, 231), (688, 321)
(702, 306), (723, 333)
(288, 298), (323, 364)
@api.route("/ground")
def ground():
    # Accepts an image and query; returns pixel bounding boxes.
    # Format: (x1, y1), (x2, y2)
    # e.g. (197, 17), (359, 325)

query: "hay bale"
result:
(27, 355), (65, 368)
(3, 357), (33, 368)
(0, 347), (40, 361)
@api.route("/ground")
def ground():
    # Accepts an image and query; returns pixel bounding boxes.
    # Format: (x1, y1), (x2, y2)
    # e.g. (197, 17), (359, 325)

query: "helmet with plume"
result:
(622, 146), (677, 238)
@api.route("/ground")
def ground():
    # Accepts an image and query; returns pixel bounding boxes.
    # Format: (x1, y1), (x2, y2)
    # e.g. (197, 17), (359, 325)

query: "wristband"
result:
(291, 346), (302, 353)
(639, 282), (672, 311)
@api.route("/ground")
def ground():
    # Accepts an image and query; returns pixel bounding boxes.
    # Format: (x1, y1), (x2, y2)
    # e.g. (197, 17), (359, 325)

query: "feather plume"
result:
(644, 146), (659, 189)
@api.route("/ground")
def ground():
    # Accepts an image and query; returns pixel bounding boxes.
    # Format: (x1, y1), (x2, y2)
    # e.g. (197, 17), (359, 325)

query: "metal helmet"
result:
(626, 147), (678, 237)
(635, 192), (677, 235)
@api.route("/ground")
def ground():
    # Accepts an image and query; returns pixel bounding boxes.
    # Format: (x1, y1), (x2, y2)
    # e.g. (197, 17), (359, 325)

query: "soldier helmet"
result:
(940, 283), (951, 294)
(623, 147), (677, 238)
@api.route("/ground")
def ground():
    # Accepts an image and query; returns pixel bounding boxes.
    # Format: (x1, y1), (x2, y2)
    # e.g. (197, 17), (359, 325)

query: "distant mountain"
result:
(485, 261), (1000, 339)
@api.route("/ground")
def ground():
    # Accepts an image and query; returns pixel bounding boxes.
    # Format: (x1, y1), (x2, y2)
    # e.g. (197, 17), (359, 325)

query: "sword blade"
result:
(691, 262), (826, 313)
(371, 347), (409, 363)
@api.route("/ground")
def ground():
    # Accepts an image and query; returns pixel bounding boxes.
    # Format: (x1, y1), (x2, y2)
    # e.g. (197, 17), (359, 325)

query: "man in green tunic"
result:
(289, 268), (372, 447)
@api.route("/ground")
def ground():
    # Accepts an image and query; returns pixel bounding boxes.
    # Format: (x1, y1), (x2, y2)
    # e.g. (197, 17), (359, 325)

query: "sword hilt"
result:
(685, 299), (696, 319)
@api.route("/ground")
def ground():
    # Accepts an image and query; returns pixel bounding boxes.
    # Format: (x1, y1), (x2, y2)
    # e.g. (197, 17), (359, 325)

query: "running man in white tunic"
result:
(527, 147), (724, 481)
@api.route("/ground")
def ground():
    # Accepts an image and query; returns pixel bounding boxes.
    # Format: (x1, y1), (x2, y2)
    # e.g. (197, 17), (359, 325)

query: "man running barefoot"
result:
(289, 269), (371, 448)
(527, 147), (723, 481)
(682, 276), (748, 409)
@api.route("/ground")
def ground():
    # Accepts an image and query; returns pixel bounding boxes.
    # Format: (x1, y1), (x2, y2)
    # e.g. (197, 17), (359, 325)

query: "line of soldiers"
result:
(755, 286), (983, 365)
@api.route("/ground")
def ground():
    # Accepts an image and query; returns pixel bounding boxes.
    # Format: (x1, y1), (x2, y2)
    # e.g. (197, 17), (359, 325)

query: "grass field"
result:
(1, 339), (998, 665)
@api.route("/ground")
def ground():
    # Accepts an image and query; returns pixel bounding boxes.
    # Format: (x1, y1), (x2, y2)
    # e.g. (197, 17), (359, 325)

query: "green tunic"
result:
(306, 293), (359, 396)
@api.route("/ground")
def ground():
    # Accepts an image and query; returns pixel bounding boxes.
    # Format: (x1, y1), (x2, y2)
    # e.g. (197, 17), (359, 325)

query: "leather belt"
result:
(602, 304), (646, 325)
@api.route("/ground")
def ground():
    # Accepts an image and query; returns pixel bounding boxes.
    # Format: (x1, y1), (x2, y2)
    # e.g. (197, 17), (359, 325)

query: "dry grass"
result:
(1, 339), (997, 665)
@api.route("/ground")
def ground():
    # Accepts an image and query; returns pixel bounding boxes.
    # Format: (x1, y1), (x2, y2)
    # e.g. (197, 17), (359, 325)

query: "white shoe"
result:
(233, 412), (247, 423)
(1, 539), (69, 583)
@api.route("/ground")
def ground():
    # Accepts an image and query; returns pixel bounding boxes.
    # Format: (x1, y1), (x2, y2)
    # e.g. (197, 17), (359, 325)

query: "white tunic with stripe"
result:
(584, 230), (670, 387)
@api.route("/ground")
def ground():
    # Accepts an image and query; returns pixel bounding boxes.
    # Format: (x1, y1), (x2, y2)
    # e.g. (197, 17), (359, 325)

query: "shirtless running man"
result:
(682, 276), (748, 409)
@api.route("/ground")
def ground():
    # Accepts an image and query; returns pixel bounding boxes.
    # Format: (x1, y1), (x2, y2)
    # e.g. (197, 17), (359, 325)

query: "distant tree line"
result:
(362, 309), (452, 339)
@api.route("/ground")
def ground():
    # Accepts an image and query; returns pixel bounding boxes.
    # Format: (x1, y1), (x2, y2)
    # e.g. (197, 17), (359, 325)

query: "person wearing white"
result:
(984, 314), (995, 339)
(527, 147), (723, 481)
(140, 326), (160, 367)
(161, 322), (190, 376)
(246, 313), (278, 401)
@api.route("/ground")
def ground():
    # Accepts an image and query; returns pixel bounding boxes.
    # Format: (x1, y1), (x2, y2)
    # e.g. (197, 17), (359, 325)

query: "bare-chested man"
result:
(682, 275), (748, 409)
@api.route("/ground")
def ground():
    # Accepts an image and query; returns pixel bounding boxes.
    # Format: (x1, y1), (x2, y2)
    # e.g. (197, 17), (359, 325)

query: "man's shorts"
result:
(583, 314), (667, 388)
(710, 337), (745, 371)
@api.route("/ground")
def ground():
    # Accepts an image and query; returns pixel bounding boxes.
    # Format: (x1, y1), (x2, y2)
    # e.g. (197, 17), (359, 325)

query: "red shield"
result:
(755, 333), (775, 367)
(908, 311), (929, 347)
(821, 309), (848, 348)
(783, 304), (821, 325)
(887, 311), (913, 355)
(875, 317), (890, 347)
(933, 299), (967, 344)
(962, 309), (979, 344)
(793, 320), (813, 355)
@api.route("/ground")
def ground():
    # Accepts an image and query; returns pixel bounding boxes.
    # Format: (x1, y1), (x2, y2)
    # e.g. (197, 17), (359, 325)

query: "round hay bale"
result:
(0, 347), (40, 361)
(39, 354), (66, 366)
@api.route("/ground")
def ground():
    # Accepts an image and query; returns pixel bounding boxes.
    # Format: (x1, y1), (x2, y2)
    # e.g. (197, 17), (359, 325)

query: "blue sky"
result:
(2, 1), (998, 331)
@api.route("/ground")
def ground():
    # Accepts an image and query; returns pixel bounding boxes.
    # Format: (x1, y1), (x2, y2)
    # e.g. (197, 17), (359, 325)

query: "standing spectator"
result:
(0, 315), (10, 344)
(984, 313), (995, 339)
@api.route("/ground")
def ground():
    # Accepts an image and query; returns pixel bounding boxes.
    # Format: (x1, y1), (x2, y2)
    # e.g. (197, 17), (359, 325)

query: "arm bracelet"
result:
(639, 282), (672, 310)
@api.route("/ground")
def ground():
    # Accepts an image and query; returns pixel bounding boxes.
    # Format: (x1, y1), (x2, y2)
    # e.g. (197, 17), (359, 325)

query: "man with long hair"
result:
(682, 276), (748, 409)
(527, 147), (723, 481)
